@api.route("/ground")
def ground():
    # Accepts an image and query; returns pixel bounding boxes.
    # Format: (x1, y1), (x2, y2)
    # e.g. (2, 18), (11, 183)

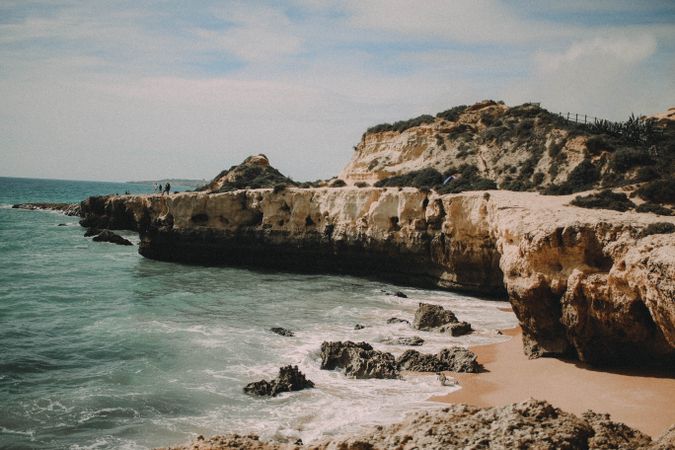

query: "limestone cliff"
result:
(340, 101), (674, 202)
(80, 186), (675, 367)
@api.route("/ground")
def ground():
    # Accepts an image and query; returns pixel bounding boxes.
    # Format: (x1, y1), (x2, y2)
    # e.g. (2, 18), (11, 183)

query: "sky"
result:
(1, 1), (674, 182)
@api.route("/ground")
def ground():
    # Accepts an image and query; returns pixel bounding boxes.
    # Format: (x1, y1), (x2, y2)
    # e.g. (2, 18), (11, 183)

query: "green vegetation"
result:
(354, 181), (370, 188)
(373, 164), (495, 194)
(635, 203), (673, 216)
(640, 222), (675, 237)
(610, 148), (653, 172)
(543, 159), (600, 195)
(330, 179), (347, 187)
(633, 178), (675, 204)
(198, 164), (297, 193)
(366, 114), (435, 134)
(436, 105), (467, 122)
(570, 190), (635, 212)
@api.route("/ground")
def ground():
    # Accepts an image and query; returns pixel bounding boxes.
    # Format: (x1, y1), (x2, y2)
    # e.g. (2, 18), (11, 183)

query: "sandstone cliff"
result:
(340, 101), (674, 204)
(80, 185), (675, 367)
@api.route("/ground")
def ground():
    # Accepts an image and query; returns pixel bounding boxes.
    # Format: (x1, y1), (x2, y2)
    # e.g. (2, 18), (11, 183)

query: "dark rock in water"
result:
(354, 324), (365, 330)
(437, 347), (481, 373)
(92, 230), (133, 246)
(244, 365), (314, 397)
(57, 223), (67, 226)
(84, 227), (102, 237)
(386, 317), (410, 325)
(270, 327), (294, 337)
(439, 321), (473, 337)
(413, 303), (458, 330)
(384, 336), (424, 346)
(12, 202), (80, 216)
(394, 291), (408, 298)
(397, 350), (447, 372)
(320, 341), (399, 379)
(396, 346), (481, 373)
(413, 303), (472, 335)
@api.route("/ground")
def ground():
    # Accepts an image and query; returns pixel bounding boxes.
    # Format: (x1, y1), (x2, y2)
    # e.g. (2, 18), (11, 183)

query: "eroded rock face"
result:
(159, 399), (661, 450)
(382, 336), (424, 346)
(243, 366), (314, 397)
(79, 189), (675, 367)
(91, 230), (132, 246)
(319, 341), (399, 379)
(412, 303), (472, 336)
(270, 327), (294, 337)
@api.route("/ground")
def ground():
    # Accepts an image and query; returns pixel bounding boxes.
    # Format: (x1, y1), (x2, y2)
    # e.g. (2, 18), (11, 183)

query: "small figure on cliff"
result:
(164, 183), (171, 195)
(158, 183), (163, 193)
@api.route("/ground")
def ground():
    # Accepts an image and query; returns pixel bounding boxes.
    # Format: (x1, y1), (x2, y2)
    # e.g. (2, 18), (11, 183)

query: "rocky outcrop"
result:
(158, 399), (663, 449)
(319, 341), (399, 379)
(397, 347), (481, 373)
(13, 202), (80, 216)
(91, 230), (133, 246)
(412, 303), (472, 336)
(243, 366), (314, 397)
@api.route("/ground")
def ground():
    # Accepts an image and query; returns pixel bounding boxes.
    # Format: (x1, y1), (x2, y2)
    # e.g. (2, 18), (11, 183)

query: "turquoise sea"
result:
(0, 177), (517, 449)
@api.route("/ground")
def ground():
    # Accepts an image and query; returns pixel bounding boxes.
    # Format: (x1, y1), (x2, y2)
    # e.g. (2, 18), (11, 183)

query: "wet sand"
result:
(431, 327), (675, 438)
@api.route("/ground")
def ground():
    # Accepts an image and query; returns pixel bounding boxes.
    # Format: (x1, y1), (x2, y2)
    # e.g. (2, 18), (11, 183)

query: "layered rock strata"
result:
(79, 188), (675, 367)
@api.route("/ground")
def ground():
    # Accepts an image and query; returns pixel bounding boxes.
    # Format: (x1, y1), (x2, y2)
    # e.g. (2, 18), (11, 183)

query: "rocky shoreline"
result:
(78, 187), (675, 368)
(158, 399), (674, 450)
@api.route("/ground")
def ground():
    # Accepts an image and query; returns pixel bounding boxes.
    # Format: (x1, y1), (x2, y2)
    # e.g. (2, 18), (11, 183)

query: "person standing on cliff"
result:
(164, 182), (171, 195)
(158, 183), (163, 194)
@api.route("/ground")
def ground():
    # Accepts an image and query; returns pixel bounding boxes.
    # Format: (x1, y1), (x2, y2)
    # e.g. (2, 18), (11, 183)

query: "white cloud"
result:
(535, 35), (657, 73)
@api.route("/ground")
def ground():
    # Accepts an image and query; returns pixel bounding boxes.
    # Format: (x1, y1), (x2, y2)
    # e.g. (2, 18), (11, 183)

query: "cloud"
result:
(534, 35), (657, 73)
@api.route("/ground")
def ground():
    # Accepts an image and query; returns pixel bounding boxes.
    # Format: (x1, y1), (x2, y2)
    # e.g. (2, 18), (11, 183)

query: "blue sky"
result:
(1, 0), (674, 181)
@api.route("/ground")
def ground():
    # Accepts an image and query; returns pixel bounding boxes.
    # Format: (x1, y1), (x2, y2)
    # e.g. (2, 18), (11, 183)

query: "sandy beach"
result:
(431, 326), (675, 438)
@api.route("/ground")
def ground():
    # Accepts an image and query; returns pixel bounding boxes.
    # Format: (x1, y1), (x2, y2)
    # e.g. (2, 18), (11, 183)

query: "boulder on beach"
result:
(91, 230), (133, 246)
(413, 303), (472, 336)
(397, 346), (481, 373)
(320, 341), (399, 379)
(270, 327), (294, 337)
(243, 365), (314, 397)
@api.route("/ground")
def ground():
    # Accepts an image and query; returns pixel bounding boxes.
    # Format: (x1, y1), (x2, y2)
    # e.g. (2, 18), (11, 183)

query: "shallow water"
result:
(0, 177), (518, 449)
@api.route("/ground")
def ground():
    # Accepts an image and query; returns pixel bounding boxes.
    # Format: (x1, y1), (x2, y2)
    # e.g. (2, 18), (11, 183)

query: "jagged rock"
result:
(57, 223), (67, 226)
(439, 321), (473, 337)
(243, 365), (314, 397)
(397, 350), (446, 372)
(382, 336), (424, 346)
(412, 303), (472, 336)
(161, 399), (661, 449)
(394, 291), (407, 298)
(438, 346), (481, 373)
(320, 341), (399, 379)
(386, 317), (410, 325)
(353, 324), (365, 330)
(84, 227), (102, 237)
(413, 303), (458, 330)
(92, 230), (133, 246)
(270, 327), (294, 337)
(396, 346), (480, 373)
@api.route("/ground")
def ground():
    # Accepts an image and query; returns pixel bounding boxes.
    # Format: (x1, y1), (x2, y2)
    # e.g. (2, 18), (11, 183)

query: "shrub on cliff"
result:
(366, 114), (435, 134)
(330, 179), (347, 188)
(436, 105), (467, 122)
(610, 148), (653, 172)
(640, 222), (675, 237)
(374, 168), (443, 188)
(635, 203), (673, 216)
(634, 178), (675, 204)
(570, 190), (635, 212)
(543, 159), (600, 195)
(435, 164), (497, 194)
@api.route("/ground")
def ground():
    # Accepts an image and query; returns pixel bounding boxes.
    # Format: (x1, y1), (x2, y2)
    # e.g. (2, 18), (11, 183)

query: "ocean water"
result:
(0, 177), (518, 449)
